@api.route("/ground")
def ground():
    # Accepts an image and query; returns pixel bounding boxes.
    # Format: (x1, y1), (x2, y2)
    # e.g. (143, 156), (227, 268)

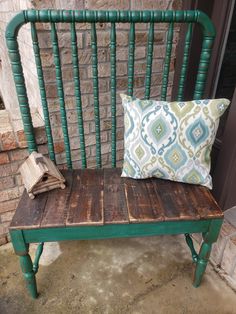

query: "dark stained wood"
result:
(151, 179), (180, 221)
(66, 169), (104, 226)
(189, 185), (223, 219)
(10, 190), (48, 230)
(152, 179), (200, 221)
(40, 170), (73, 228)
(77, 168), (103, 186)
(125, 178), (164, 223)
(173, 184), (201, 220)
(10, 169), (223, 230)
(104, 168), (129, 224)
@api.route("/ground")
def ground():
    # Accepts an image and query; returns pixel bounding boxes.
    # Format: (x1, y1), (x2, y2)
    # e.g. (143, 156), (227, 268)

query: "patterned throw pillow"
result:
(121, 94), (230, 189)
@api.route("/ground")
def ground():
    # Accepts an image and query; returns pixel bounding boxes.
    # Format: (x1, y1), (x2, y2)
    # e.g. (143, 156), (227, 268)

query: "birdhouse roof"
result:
(19, 151), (65, 192)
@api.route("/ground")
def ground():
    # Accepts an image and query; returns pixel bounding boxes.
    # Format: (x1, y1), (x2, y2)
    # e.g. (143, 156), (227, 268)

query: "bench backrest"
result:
(6, 10), (215, 169)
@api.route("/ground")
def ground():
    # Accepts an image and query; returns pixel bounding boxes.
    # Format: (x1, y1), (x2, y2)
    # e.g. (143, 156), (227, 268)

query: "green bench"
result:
(6, 9), (223, 299)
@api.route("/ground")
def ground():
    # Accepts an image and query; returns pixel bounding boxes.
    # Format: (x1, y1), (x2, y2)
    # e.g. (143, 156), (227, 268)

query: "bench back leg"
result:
(193, 219), (223, 287)
(10, 230), (38, 298)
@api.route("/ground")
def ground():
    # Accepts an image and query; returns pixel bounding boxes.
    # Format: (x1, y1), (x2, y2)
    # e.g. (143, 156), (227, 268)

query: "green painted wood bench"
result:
(6, 9), (223, 299)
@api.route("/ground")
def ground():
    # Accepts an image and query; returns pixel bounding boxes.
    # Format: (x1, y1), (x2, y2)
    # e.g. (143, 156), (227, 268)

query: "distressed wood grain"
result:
(40, 170), (73, 228)
(104, 169), (129, 224)
(66, 169), (104, 225)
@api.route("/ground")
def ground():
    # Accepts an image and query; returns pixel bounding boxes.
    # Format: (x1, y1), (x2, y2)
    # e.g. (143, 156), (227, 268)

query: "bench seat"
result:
(10, 168), (223, 231)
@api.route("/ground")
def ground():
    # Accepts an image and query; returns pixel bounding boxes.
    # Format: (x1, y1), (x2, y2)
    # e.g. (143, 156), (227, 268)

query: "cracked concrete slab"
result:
(1, 235), (236, 314)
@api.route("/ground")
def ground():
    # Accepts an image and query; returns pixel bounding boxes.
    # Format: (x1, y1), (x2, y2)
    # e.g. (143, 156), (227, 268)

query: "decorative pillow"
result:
(121, 94), (230, 189)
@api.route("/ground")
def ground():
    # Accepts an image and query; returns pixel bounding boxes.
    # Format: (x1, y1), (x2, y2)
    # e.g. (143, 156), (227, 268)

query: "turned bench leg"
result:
(193, 241), (212, 287)
(10, 230), (38, 298)
(19, 253), (38, 298)
(193, 219), (223, 287)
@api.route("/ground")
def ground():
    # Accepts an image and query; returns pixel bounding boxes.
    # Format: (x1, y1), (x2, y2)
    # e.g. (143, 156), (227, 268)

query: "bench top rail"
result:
(5, 10), (215, 169)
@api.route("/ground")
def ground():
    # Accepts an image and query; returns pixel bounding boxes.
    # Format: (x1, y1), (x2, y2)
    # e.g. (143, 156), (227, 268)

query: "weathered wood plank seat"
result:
(6, 9), (224, 298)
(10, 169), (223, 230)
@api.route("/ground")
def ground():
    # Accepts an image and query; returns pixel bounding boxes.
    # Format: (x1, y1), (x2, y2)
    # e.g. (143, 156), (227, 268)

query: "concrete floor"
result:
(0, 235), (236, 314)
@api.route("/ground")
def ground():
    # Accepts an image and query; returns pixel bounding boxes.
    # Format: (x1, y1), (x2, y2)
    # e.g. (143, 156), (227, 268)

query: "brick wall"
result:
(0, 0), (182, 245)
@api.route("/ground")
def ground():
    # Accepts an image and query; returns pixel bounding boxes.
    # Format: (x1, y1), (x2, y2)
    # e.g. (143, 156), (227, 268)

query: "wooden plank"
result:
(152, 179), (222, 221)
(152, 179), (200, 221)
(76, 168), (103, 185)
(66, 169), (104, 226)
(150, 179), (180, 221)
(125, 178), (164, 223)
(189, 185), (223, 219)
(173, 184), (200, 220)
(10, 190), (48, 230)
(40, 170), (73, 228)
(104, 169), (129, 224)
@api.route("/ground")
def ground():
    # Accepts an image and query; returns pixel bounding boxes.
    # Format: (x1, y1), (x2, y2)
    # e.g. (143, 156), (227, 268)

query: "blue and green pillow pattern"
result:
(121, 94), (230, 189)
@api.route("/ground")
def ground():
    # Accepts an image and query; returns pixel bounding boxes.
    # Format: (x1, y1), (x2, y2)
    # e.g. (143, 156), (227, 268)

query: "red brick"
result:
(78, 49), (107, 64)
(171, 0), (183, 10)
(0, 176), (15, 190)
(101, 143), (110, 154)
(52, 127), (63, 141)
(10, 148), (28, 162)
(70, 137), (80, 150)
(38, 144), (49, 155)
(67, 111), (79, 124)
(85, 0), (129, 10)
(50, 112), (61, 127)
(58, 32), (83, 49)
(116, 128), (124, 140)
(86, 31), (129, 48)
(86, 134), (96, 146)
(99, 93), (111, 106)
(35, 127), (47, 145)
(153, 45), (166, 58)
(0, 152), (9, 165)
(0, 164), (14, 177)
(54, 142), (65, 153)
(0, 131), (17, 151)
(1, 210), (15, 223)
(101, 120), (112, 131)
(136, 32), (165, 45)
(0, 199), (18, 214)
(0, 187), (21, 203)
(88, 62), (127, 78)
(131, 0), (169, 10)
(16, 130), (27, 148)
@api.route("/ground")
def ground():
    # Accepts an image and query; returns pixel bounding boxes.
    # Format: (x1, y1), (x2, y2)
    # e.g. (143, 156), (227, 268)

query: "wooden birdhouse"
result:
(20, 151), (66, 199)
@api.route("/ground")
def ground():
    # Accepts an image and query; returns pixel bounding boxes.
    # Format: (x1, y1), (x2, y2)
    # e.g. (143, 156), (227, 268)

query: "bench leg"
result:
(10, 230), (38, 298)
(193, 219), (223, 287)
(19, 253), (38, 298)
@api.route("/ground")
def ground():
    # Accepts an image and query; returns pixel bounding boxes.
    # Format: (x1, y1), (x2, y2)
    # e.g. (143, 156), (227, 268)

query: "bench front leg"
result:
(193, 219), (223, 287)
(10, 230), (38, 299)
